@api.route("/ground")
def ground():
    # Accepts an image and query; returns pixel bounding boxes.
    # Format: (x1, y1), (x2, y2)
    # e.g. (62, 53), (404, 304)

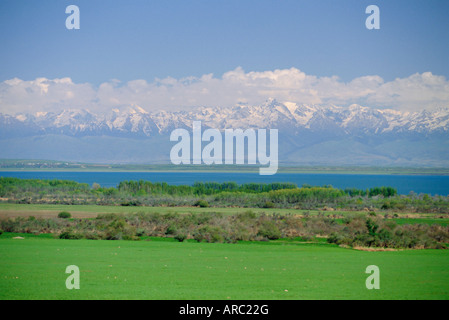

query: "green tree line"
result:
(1, 177), (448, 213)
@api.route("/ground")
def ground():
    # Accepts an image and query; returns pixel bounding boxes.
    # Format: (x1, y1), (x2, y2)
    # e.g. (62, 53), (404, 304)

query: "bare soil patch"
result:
(0, 210), (99, 219)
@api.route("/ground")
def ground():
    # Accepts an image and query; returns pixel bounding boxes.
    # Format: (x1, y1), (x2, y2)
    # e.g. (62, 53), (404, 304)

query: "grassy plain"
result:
(0, 203), (305, 218)
(1, 203), (448, 226)
(1, 203), (448, 300)
(0, 235), (448, 300)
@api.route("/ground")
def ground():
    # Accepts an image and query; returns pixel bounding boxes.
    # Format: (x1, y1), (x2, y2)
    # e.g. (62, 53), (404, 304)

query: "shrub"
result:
(263, 201), (275, 208)
(84, 231), (102, 240)
(257, 220), (281, 240)
(58, 211), (71, 219)
(165, 225), (178, 235)
(236, 210), (257, 221)
(195, 200), (210, 208)
(0, 229), (3, 236)
(120, 200), (140, 206)
(59, 231), (83, 239)
(327, 233), (351, 246)
(174, 232), (187, 242)
(365, 218), (379, 236)
(104, 218), (137, 240)
(380, 200), (393, 210)
(193, 226), (226, 243)
(230, 226), (252, 242)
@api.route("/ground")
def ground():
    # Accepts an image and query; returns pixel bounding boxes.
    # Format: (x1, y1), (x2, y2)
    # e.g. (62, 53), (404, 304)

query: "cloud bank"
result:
(1, 68), (448, 115)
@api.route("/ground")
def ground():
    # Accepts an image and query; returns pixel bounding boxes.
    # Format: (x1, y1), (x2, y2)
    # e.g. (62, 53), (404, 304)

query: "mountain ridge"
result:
(1, 102), (448, 166)
(1, 101), (449, 138)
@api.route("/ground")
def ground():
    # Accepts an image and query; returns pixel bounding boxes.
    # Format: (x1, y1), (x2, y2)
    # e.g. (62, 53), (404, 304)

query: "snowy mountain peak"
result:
(1, 104), (449, 138)
(1, 103), (449, 166)
(112, 105), (148, 114)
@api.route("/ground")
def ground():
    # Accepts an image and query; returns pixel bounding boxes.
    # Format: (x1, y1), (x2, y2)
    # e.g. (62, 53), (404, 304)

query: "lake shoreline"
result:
(1, 166), (449, 175)
(1, 170), (449, 195)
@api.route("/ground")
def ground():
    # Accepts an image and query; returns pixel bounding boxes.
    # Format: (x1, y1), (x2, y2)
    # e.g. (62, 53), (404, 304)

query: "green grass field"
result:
(0, 203), (302, 216)
(1, 234), (448, 300)
(1, 203), (448, 300)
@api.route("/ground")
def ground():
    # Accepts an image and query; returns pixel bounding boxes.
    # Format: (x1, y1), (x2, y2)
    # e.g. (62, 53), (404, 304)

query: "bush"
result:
(195, 200), (210, 208)
(257, 220), (281, 240)
(193, 226), (226, 243)
(0, 229), (3, 236)
(84, 231), (102, 240)
(263, 201), (275, 208)
(58, 211), (71, 219)
(102, 218), (138, 241)
(174, 232), (187, 242)
(327, 233), (352, 246)
(165, 225), (178, 235)
(59, 231), (83, 239)
(120, 200), (140, 207)
(236, 210), (257, 221)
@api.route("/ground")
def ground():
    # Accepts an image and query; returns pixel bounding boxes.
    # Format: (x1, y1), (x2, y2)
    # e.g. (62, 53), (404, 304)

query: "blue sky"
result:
(0, 0), (448, 84)
(0, 0), (448, 114)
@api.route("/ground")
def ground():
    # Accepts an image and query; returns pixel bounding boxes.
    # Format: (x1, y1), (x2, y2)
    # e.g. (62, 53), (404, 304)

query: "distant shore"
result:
(1, 160), (449, 175)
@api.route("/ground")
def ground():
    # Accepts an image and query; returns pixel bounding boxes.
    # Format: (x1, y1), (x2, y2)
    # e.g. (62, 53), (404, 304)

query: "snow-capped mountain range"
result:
(1, 100), (448, 166)
(1, 100), (449, 138)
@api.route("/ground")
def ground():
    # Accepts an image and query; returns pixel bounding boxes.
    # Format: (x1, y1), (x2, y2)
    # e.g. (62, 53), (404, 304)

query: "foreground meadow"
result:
(0, 235), (448, 300)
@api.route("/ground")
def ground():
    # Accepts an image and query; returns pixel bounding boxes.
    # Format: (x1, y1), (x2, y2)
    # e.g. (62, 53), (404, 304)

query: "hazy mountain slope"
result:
(0, 102), (448, 166)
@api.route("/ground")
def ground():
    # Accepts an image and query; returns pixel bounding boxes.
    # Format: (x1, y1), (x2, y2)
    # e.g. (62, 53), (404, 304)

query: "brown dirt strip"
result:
(0, 210), (99, 219)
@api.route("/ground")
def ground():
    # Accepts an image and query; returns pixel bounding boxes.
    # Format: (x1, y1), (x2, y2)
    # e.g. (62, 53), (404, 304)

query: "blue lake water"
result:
(1, 171), (448, 196)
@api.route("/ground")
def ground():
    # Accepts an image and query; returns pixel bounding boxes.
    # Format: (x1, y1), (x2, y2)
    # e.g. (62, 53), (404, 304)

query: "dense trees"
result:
(0, 177), (448, 213)
(117, 180), (297, 196)
(344, 186), (397, 197)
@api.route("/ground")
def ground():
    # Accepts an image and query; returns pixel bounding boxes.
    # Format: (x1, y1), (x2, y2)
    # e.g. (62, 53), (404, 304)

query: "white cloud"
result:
(0, 68), (448, 115)
(365, 72), (449, 110)
(0, 77), (96, 114)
